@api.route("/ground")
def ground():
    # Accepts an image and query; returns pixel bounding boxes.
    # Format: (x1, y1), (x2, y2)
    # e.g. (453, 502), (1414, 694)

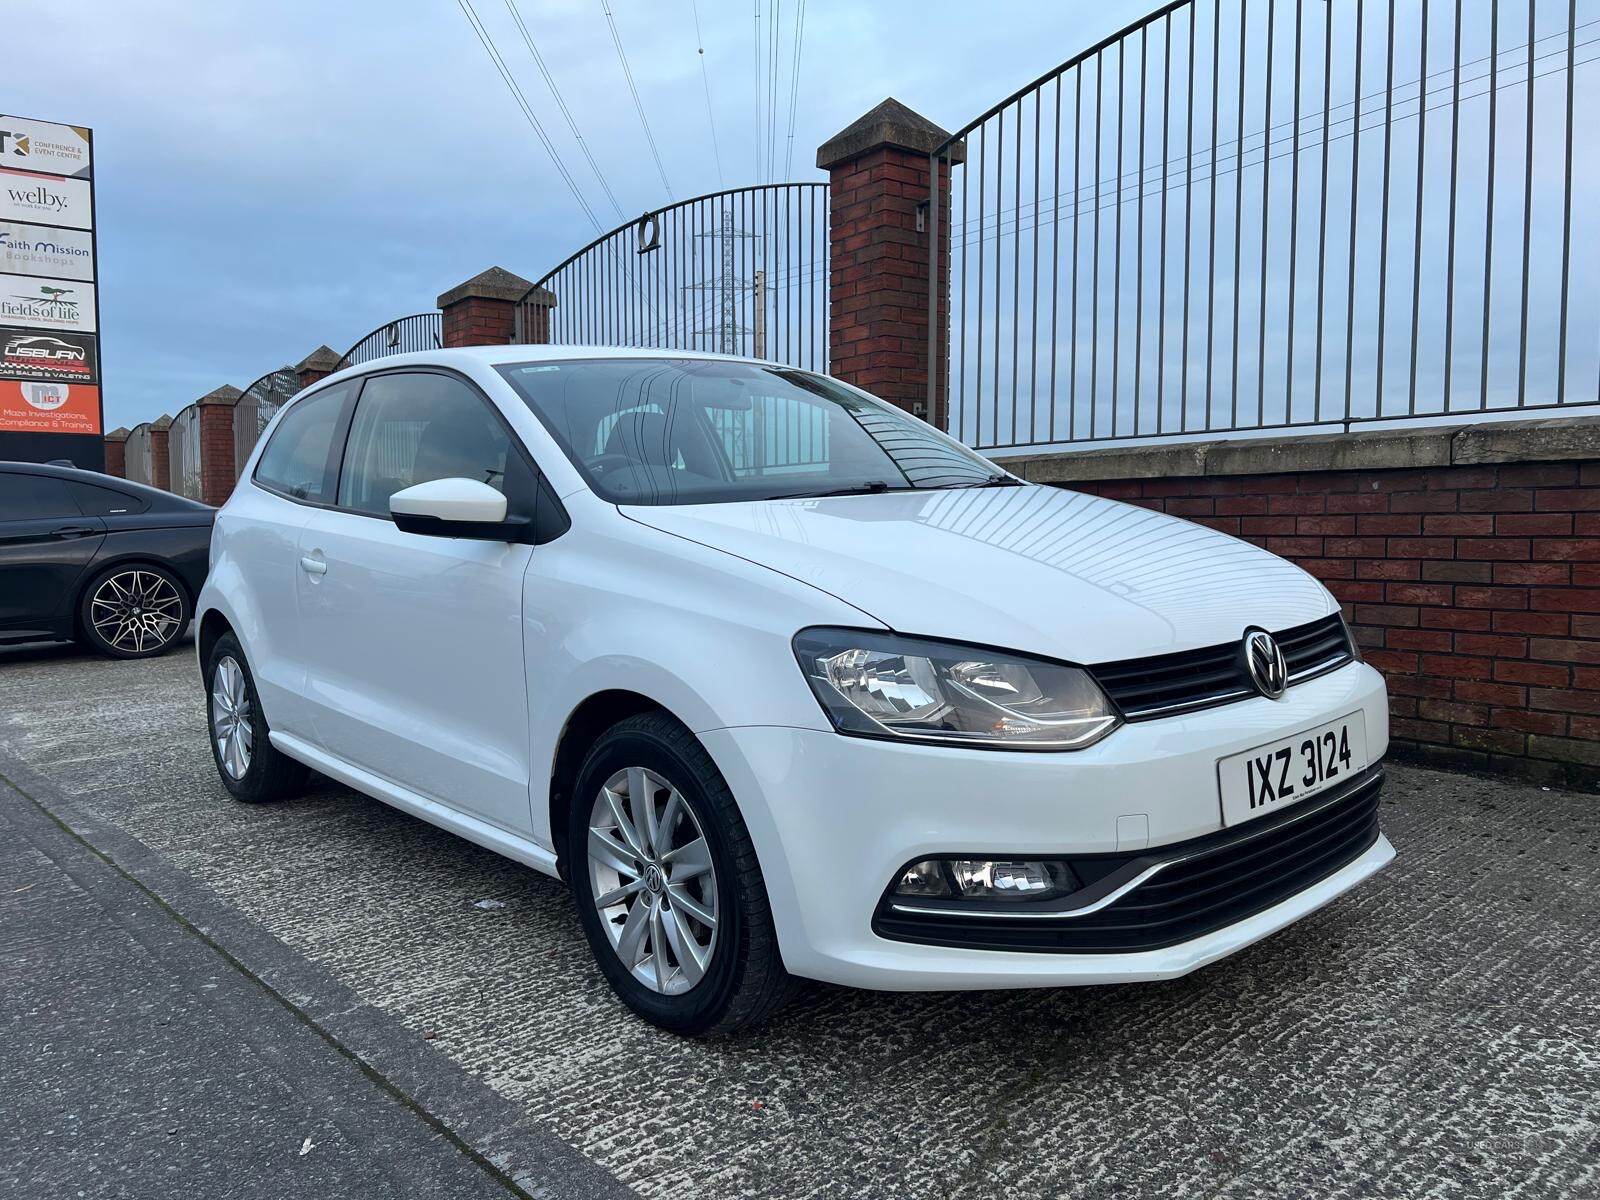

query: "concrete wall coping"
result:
(995, 417), (1600, 483)
(294, 345), (341, 374)
(817, 97), (964, 168)
(196, 384), (243, 407)
(437, 266), (535, 308)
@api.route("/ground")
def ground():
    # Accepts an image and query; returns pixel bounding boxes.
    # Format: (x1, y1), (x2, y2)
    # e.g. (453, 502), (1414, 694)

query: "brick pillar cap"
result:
(294, 345), (341, 374)
(437, 266), (536, 308)
(105, 426), (130, 441)
(197, 384), (243, 407)
(152, 414), (173, 430)
(522, 284), (557, 309)
(816, 97), (964, 169)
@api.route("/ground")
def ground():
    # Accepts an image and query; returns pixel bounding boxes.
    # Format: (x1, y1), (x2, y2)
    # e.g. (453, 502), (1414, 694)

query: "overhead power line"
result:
(688, 0), (725, 187)
(783, 0), (806, 179)
(504, 0), (626, 221)
(454, 0), (603, 232)
(753, 1), (763, 182)
(599, 0), (675, 199)
(767, 0), (782, 179)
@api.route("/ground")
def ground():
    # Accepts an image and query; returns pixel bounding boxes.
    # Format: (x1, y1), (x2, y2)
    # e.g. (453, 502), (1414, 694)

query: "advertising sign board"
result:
(0, 117), (92, 178)
(0, 221), (94, 280)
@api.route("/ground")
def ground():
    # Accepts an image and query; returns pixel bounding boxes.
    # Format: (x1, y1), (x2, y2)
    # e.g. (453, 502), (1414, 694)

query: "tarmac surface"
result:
(1, 637), (1596, 1198)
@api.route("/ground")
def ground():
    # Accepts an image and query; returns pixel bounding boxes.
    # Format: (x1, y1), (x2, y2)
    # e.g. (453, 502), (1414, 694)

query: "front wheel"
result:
(567, 713), (796, 1036)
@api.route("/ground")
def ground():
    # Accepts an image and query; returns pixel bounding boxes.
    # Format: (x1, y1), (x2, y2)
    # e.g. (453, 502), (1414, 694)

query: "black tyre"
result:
(567, 712), (797, 1036)
(78, 563), (190, 659)
(204, 633), (309, 803)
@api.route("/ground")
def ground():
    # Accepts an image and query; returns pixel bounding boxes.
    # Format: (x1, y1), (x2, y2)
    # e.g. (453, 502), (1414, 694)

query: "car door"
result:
(0, 470), (104, 633)
(294, 369), (536, 834)
(235, 380), (357, 734)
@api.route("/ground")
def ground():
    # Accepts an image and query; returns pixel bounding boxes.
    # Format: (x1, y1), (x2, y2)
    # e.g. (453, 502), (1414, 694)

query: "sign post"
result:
(0, 115), (102, 470)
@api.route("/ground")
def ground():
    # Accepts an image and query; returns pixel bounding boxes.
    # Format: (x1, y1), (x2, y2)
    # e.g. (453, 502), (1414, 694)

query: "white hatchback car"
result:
(197, 347), (1393, 1034)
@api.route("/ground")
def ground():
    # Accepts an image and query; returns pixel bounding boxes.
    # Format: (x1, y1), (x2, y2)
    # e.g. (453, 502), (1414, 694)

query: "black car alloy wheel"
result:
(80, 565), (189, 658)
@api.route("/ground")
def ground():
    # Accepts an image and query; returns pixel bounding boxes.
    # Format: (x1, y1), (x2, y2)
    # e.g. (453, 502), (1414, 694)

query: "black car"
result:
(0, 461), (213, 658)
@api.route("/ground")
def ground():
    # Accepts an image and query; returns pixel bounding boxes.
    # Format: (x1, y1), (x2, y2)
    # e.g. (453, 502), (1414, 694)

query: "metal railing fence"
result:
(233, 367), (300, 475)
(929, 0), (1599, 453)
(123, 424), (152, 486)
(336, 312), (443, 370)
(518, 183), (829, 372)
(167, 405), (203, 501)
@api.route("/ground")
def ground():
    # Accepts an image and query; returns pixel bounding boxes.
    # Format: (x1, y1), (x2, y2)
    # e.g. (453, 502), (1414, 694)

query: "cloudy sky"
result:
(7, 0), (1154, 430)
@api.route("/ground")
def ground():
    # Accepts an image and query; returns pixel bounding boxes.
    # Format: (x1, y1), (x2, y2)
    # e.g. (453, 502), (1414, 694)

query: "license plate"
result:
(1217, 713), (1368, 826)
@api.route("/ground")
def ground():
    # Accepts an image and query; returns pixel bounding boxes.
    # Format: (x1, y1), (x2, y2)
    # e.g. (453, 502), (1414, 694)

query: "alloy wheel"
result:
(89, 569), (184, 654)
(586, 766), (719, 995)
(210, 655), (254, 780)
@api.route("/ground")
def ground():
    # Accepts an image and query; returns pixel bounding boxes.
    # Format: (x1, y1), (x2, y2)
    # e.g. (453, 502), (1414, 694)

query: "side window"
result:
(337, 373), (514, 516)
(69, 480), (149, 515)
(253, 383), (353, 503)
(0, 472), (77, 520)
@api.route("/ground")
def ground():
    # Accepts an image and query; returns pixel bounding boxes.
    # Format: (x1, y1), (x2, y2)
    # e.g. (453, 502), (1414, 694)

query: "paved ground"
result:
(1, 640), (1597, 1198)
(1, 774), (543, 1200)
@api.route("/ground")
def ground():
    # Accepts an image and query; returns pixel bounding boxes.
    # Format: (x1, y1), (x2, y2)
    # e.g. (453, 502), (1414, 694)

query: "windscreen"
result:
(496, 357), (1005, 506)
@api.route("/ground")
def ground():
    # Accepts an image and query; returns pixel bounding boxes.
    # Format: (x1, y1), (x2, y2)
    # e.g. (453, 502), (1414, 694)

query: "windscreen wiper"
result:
(921, 475), (1023, 490)
(773, 480), (912, 499)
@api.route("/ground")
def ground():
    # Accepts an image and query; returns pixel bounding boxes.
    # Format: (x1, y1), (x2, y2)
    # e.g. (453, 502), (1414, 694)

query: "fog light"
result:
(893, 858), (1076, 902)
(951, 860), (1052, 895)
(895, 860), (952, 898)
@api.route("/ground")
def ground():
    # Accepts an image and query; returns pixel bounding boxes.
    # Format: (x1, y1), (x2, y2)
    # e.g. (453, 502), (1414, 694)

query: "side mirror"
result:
(389, 478), (524, 541)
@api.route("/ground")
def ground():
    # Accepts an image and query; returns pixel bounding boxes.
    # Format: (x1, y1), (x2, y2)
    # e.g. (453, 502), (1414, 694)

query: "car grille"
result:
(872, 766), (1383, 955)
(1090, 613), (1355, 721)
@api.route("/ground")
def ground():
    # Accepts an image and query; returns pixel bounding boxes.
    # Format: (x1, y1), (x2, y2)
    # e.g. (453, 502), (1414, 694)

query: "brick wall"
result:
(438, 268), (535, 350)
(818, 99), (960, 427)
(148, 424), (171, 492)
(441, 296), (516, 348)
(1069, 461), (1600, 787)
(198, 404), (236, 506)
(826, 147), (949, 423)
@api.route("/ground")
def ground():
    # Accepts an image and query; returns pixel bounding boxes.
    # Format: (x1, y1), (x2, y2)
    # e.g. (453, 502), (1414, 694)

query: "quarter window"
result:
(337, 373), (514, 516)
(253, 383), (353, 503)
(69, 480), (148, 515)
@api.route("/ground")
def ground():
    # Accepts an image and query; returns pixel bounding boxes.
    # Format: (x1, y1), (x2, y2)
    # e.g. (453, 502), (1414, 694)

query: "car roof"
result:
(0, 460), (213, 510)
(313, 344), (789, 389)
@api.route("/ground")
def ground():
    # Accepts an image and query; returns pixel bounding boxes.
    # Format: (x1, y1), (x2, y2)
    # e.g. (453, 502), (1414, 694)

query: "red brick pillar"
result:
(197, 385), (242, 506)
(148, 415), (172, 492)
(438, 267), (535, 348)
(295, 345), (341, 390)
(818, 98), (961, 426)
(103, 427), (128, 478)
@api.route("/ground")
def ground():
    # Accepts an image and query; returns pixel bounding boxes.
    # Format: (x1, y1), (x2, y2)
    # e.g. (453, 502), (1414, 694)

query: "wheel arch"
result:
(547, 689), (681, 880)
(196, 608), (235, 679)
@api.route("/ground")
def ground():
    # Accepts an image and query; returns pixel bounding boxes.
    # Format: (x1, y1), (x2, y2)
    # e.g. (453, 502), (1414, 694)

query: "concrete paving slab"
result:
(1, 639), (1596, 1198)
(0, 753), (618, 1199)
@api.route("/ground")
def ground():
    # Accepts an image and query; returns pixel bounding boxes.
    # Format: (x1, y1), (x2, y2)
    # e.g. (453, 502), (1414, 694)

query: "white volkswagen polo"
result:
(197, 347), (1392, 1035)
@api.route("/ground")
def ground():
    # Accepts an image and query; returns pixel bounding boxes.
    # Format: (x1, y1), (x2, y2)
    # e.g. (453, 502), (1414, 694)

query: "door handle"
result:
(53, 525), (97, 538)
(299, 555), (327, 576)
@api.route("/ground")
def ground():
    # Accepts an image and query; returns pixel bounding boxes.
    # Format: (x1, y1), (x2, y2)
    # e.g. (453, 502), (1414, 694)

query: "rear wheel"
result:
(567, 713), (796, 1035)
(78, 564), (189, 658)
(205, 633), (308, 803)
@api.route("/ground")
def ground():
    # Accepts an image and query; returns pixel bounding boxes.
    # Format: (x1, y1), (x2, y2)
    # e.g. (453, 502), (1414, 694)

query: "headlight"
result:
(792, 628), (1121, 750)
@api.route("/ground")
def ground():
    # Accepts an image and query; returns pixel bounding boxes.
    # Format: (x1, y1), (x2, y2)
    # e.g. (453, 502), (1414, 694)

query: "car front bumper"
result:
(701, 660), (1392, 990)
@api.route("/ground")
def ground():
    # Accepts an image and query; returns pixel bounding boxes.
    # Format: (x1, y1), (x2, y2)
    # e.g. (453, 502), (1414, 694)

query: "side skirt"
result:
(269, 731), (562, 880)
